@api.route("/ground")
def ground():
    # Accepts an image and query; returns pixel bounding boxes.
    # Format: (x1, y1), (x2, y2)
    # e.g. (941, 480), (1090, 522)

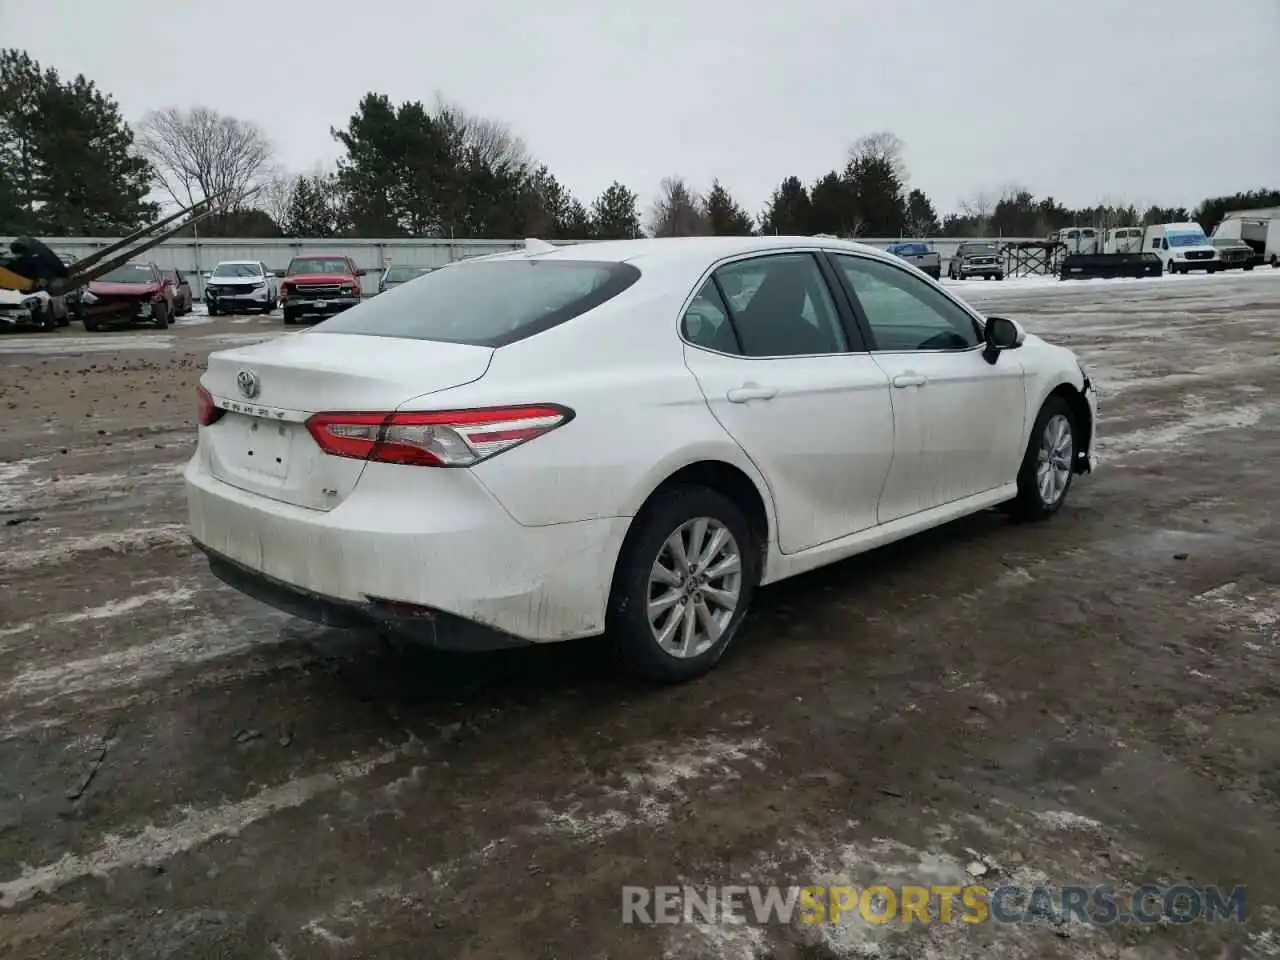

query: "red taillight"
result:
(305, 404), (573, 467)
(197, 385), (224, 426)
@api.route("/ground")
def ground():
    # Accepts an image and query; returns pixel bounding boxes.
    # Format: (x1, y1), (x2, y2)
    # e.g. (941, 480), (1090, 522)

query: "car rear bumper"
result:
(184, 458), (630, 645)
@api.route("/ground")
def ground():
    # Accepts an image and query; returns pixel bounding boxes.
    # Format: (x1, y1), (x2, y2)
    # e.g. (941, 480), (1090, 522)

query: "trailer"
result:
(1211, 207), (1280, 268)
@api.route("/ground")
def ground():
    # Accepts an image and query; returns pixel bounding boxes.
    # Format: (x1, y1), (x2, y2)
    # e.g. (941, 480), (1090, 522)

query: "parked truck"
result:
(1210, 207), (1280, 268)
(884, 241), (941, 279)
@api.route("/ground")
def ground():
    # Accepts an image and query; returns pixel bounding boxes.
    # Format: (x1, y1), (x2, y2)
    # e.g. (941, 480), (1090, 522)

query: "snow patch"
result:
(54, 585), (199, 624)
(5, 615), (260, 703)
(538, 736), (770, 840)
(1030, 810), (1103, 831)
(0, 524), (190, 572)
(1099, 404), (1267, 458)
(0, 740), (419, 908)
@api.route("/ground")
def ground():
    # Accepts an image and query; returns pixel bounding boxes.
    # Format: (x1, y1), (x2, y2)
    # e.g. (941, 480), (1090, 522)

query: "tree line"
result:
(2, 48), (1277, 242)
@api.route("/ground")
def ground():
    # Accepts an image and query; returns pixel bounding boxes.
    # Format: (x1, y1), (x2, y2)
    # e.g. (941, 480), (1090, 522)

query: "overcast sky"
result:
(6, 0), (1278, 217)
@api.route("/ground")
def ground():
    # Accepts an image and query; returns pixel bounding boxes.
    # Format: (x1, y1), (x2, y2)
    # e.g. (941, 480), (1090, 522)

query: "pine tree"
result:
(0, 49), (155, 235)
(589, 181), (642, 239)
(703, 179), (754, 235)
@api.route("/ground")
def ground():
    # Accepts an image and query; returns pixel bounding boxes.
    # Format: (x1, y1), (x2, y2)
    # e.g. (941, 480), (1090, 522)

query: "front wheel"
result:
(1006, 397), (1078, 522)
(153, 301), (169, 329)
(607, 486), (760, 684)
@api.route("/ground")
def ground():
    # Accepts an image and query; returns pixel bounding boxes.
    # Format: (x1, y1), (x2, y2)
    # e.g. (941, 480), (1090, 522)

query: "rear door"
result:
(680, 251), (894, 554)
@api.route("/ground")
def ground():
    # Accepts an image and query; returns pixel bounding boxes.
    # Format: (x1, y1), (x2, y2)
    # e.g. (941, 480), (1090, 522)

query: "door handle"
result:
(892, 373), (928, 388)
(726, 384), (778, 403)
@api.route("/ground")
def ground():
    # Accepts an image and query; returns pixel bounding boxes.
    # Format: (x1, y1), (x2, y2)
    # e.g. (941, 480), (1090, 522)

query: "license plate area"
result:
(222, 412), (293, 479)
(313, 300), (328, 309)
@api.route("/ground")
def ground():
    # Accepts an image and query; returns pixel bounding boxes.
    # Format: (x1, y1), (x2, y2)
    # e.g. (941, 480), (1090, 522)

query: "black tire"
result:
(83, 318), (99, 332)
(994, 273), (1004, 281)
(208, 304), (219, 317)
(1006, 395), (1078, 523)
(283, 310), (298, 326)
(606, 485), (761, 684)
(153, 301), (169, 329)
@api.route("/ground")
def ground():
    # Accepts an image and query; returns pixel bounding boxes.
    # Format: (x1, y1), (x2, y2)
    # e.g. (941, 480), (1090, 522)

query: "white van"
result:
(1104, 227), (1145, 254)
(1054, 227), (1101, 255)
(1144, 222), (1220, 274)
(1211, 210), (1280, 268)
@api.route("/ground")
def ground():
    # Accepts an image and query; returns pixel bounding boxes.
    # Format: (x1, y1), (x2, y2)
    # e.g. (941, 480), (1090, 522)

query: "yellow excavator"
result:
(0, 197), (221, 327)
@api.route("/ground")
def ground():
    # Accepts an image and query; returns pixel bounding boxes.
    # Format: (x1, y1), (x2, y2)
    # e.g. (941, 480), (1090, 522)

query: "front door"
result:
(827, 253), (1028, 525)
(680, 252), (895, 554)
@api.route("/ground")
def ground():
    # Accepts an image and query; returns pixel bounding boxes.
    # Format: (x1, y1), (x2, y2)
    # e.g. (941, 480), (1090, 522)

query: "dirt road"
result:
(1, 272), (1278, 959)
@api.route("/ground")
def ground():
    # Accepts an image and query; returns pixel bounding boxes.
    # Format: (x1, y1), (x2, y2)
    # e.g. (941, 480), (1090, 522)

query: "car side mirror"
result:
(356, 268), (367, 277)
(273, 269), (285, 278)
(983, 316), (1025, 365)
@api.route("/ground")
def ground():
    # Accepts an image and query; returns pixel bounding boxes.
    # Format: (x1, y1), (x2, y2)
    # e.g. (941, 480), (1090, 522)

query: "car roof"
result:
(469, 236), (905, 277)
(215, 260), (263, 265)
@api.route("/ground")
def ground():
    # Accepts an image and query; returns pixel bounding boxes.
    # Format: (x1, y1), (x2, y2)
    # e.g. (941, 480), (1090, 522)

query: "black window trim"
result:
(823, 251), (988, 356)
(676, 248), (869, 360)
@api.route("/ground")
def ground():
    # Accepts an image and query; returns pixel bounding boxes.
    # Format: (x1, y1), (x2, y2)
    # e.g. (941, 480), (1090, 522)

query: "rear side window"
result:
(313, 259), (641, 347)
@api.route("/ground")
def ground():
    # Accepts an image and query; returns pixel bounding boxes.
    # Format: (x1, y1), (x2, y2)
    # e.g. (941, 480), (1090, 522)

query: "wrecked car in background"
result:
(83, 261), (172, 330)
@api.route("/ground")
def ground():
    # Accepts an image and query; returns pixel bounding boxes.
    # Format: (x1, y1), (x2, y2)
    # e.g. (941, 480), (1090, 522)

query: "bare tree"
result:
(848, 131), (908, 186)
(431, 94), (532, 171)
(136, 106), (275, 212)
(648, 176), (706, 237)
(960, 191), (996, 234)
(258, 171), (297, 227)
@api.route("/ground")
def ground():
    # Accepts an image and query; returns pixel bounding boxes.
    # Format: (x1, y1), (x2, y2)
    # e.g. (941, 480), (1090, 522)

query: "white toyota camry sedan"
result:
(186, 236), (1097, 683)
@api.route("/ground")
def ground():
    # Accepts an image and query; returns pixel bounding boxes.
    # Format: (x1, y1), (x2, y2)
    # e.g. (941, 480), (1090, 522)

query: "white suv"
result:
(203, 260), (279, 315)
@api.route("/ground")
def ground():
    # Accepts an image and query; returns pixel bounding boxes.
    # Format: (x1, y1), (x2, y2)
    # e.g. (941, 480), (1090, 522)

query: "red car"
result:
(278, 254), (367, 326)
(83, 260), (172, 331)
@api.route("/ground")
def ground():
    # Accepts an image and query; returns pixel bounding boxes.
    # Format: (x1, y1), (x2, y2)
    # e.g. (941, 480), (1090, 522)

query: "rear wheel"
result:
(607, 486), (760, 684)
(1006, 396), (1078, 522)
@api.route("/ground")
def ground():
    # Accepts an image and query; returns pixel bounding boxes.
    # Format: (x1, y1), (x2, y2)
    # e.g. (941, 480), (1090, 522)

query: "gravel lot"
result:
(1, 270), (1278, 959)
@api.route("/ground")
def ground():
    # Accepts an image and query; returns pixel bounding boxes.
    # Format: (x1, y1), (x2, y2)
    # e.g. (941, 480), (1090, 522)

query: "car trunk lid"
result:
(200, 332), (493, 510)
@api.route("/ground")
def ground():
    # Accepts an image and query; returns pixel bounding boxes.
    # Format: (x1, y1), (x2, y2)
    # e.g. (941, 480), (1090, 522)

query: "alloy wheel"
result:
(646, 517), (743, 658)
(1036, 413), (1073, 507)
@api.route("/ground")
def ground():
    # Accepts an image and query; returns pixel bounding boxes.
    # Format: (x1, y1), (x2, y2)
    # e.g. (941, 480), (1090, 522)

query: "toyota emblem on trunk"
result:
(236, 369), (260, 399)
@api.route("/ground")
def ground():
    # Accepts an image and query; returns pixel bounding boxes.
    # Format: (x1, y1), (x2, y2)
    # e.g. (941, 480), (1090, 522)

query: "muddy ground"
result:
(1, 271), (1278, 959)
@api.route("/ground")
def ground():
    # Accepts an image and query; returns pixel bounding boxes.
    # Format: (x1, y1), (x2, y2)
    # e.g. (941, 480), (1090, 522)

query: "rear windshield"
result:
(313, 259), (641, 348)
